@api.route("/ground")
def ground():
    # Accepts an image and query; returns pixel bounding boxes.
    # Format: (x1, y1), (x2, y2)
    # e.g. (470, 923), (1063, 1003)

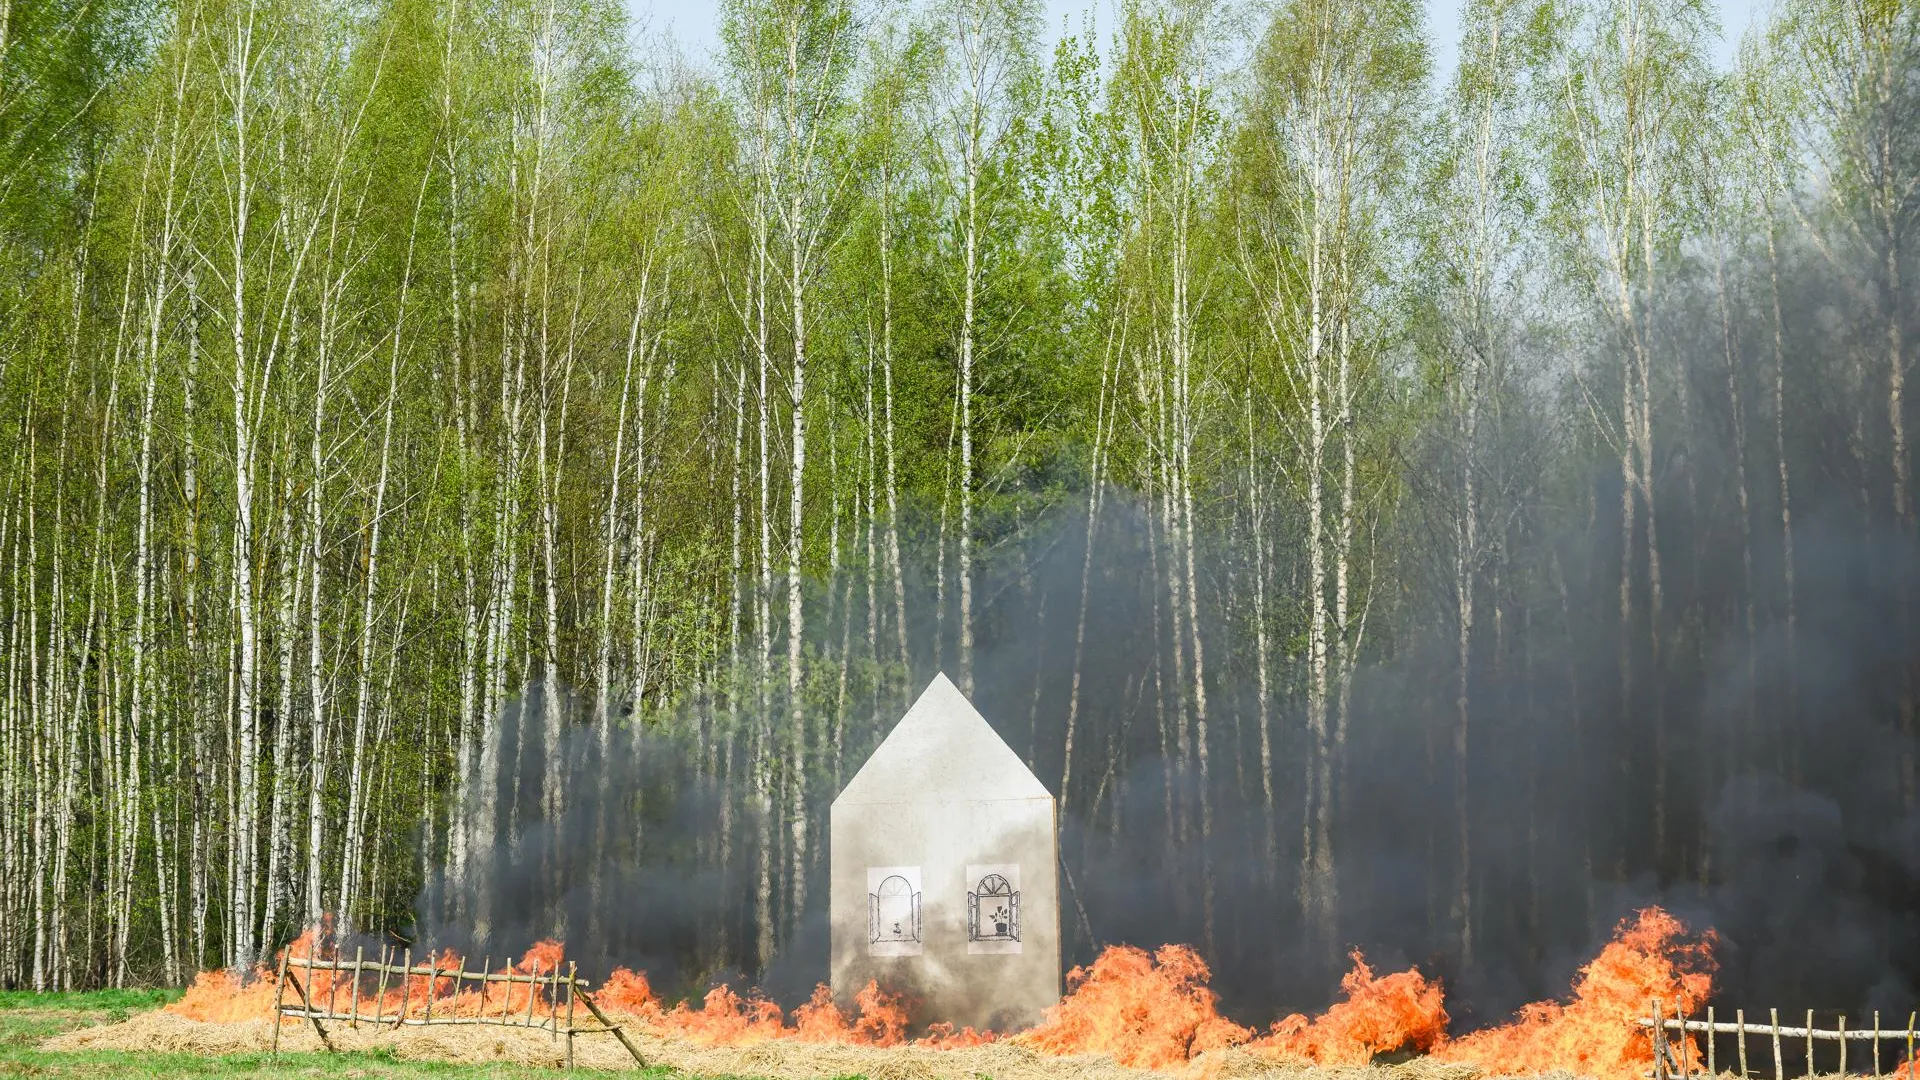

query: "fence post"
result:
(1737, 1008), (1748, 1080)
(350, 946), (364, 1028)
(1654, 1000), (1669, 1080)
(281, 965), (335, 1052)
(1771, 1008), (1783, 1080)
(548, 966), (561, 1039)
(565, 962), (578, 1070)
(1807, 1010), (1815, 1080)
(1840, 1015), (1847, 1076)
(306, 941), (319, 1025)
(397, 948), (412, 1027)
(374, 946), (390, 1026)
(1678, 1001), (1691, 1079)
(271, 948), (290, 1059)
(573, 982), (647, 1069)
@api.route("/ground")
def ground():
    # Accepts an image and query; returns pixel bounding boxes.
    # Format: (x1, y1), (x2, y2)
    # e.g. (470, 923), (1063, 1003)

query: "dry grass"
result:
(1194, 1052), (1487, 1080)
(4, 992), (565, 1077)
(48, 1009), (1145, 1078)
(41, 1009), (1512, 1080)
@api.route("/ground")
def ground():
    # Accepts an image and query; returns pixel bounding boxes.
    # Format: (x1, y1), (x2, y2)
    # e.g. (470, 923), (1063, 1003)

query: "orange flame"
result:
(156, 905), (1720, 1079)
(662, 984), (790, 1045)
(587, 966), (913, 1047)
(168, 925), (572, 1028)
(1246, 950), (1448, 1066)
(1012, 944), (1252, 1069)
(168, 924), (330, 1023)
(596, 966), (662, 1021)
(785, 981), (910, 1045)
(168, 968), (284, 1024)
(921, 1021), (997, 1048)
(1438, 907), (1715, 1080)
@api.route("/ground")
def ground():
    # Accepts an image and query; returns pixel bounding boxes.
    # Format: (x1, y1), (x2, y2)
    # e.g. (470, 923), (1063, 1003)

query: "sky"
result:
(631, 0), (1774, 82)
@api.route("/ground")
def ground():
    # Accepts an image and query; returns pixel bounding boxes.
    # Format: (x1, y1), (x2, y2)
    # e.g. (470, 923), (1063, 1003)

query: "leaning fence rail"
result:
(269, 946), (647, 1069)
(1642, 1000), (1919, 1080)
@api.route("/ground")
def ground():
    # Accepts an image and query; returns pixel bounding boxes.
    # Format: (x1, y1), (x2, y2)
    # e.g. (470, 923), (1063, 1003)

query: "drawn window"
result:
(869, 874), (922, 944)
(967, 873), (1020, 943)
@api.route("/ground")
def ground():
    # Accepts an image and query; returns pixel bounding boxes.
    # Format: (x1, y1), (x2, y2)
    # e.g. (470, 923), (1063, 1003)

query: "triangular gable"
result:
(833, 672), (1053, 806)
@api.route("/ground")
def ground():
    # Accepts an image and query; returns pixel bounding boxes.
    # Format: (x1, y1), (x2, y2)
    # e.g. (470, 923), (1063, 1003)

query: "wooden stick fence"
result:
(269, 948), (647, 1070)
(1644, 1000), (1919, 1080)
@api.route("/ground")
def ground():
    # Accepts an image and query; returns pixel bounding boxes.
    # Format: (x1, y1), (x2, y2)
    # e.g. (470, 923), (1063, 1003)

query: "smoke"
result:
(414, 141), (1920, 1034)
(417, 686), (760, 995)
(413, 480), (1918, 1030)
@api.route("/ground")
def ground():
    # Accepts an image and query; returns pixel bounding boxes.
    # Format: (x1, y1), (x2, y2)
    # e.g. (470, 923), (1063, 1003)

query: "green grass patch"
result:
(0, 988), (182, 1012)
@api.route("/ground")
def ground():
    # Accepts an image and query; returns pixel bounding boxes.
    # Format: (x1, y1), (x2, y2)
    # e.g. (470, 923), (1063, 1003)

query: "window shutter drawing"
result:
(966, 872), (1019, 943)
(869, 873), (921, 944)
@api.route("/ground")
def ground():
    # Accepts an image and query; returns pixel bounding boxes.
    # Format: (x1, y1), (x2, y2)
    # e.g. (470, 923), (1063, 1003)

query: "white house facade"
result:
(828, 673), (1062, 1031)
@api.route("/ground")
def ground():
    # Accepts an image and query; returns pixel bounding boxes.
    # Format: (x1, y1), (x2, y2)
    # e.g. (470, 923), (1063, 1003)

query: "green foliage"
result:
(0, 0), (1910, 1001)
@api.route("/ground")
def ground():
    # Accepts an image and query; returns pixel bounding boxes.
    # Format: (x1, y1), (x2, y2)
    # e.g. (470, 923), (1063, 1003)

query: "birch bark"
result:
(221, 0), (264, 970)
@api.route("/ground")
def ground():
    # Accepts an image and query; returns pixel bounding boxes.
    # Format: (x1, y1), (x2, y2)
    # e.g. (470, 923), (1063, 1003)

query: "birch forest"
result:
(2, 0), (1918, 1023)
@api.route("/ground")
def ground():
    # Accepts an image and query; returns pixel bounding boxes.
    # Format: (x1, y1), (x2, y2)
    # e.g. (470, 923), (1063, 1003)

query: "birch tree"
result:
(928, 0), (1037, 695)
(1544, 0), (1710, 864)
(1783, 0), (1920, 803)
(1235, 0), (1423, 964)
(1425, 0), (1547, 972)
(1113, 0), (1228, 950)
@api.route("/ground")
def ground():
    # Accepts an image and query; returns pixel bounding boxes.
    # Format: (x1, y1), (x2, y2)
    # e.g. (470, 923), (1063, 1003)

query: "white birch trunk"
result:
(597, 287), (647, 732)
(183, 269), (209, 969)
(338, 197), (416, 928)
(879, 162), (909, 685)
(223, 0), (263, 970)
(785, 188), (810, 934)
(957, 94), (977, 698)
